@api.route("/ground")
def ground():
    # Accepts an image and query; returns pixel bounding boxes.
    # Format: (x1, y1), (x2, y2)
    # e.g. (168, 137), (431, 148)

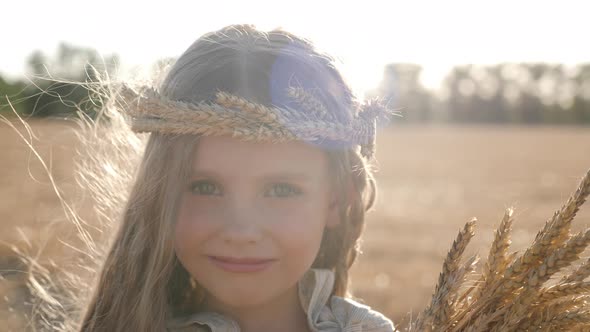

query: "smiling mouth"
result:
(207, 256), (277, 273)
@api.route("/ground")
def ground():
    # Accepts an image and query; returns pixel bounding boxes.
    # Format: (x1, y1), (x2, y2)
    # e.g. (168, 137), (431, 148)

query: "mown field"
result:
(1, 120), (589, 330)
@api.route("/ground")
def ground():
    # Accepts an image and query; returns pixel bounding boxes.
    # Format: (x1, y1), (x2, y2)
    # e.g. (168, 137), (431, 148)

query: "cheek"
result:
(174, 196), (219, 259)
(268, 200), (328, 256)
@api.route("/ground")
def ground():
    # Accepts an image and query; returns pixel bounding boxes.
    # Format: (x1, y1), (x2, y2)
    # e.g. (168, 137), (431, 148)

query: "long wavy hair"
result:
(21, 24), (379, 332)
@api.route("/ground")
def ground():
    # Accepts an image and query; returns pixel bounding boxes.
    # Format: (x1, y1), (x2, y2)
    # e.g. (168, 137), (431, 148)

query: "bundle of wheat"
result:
(411, 168), (590, 332)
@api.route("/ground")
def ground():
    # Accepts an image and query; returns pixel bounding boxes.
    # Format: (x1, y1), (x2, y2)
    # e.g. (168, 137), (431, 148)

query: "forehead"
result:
(192, 135), (328, 177)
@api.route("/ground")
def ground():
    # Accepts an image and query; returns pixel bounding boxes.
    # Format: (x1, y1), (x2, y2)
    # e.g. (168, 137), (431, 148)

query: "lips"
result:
(207, 255), (277, 273)
(210, 256), (275, 264)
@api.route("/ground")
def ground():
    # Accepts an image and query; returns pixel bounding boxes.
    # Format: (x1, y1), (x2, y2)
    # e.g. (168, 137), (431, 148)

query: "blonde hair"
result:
(20, 24), (381, 331)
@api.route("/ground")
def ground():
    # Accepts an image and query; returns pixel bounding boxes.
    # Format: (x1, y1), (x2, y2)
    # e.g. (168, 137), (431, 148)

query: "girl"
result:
(71, 24), (398, 331)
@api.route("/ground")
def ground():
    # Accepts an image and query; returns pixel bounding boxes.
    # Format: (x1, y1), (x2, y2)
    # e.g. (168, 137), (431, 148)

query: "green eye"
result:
(266, 183), (302, 198)
(190, 180), (222, 196)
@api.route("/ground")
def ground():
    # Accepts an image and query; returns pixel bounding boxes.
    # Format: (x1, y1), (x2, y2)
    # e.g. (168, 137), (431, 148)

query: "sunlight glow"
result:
(3, 0), (589, 95)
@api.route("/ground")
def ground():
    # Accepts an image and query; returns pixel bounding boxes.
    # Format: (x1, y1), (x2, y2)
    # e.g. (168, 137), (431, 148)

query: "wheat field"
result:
(1, 120), (589, 330)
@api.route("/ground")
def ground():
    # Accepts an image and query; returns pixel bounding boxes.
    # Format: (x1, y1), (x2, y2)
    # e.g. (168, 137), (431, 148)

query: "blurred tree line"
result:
(368, 63), (590, 124)
(0, 42), (118, 118)
(1, 42), (589, 124)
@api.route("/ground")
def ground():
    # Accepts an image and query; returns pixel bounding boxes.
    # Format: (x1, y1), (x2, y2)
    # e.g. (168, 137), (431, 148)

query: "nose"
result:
(220, 199), (264, 245)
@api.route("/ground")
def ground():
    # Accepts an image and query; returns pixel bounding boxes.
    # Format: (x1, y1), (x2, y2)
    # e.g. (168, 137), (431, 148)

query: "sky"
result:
(3, 0), (590, 96)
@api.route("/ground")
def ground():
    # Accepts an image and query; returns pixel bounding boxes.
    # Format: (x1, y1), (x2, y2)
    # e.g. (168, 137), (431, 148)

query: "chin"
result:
(213, 288), (275, 308)
(204, 276), (297, 309)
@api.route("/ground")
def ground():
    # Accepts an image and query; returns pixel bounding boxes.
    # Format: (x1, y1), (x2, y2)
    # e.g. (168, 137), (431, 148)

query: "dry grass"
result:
(1, 120), (589, 331)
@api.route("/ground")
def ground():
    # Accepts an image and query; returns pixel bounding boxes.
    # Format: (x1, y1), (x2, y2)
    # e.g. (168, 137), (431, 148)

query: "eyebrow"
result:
(191, 169), (315, 182)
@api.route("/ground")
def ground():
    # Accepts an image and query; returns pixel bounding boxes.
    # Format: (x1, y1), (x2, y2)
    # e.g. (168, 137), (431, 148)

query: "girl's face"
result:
(174, 135), (339, 309)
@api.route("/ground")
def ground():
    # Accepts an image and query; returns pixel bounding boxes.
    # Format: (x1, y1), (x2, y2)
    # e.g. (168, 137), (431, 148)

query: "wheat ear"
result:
(412, 168), (590, 332)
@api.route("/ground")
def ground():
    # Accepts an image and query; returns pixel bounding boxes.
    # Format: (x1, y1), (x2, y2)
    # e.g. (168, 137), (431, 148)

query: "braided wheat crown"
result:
(119, 83), (400, 159)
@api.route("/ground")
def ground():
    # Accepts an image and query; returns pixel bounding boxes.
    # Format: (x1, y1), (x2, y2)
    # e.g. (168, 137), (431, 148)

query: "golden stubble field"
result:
(1, 119), (589, 330)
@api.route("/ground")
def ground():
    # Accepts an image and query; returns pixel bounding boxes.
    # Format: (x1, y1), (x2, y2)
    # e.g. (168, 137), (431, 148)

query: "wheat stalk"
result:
(410, 168), (590, 331)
